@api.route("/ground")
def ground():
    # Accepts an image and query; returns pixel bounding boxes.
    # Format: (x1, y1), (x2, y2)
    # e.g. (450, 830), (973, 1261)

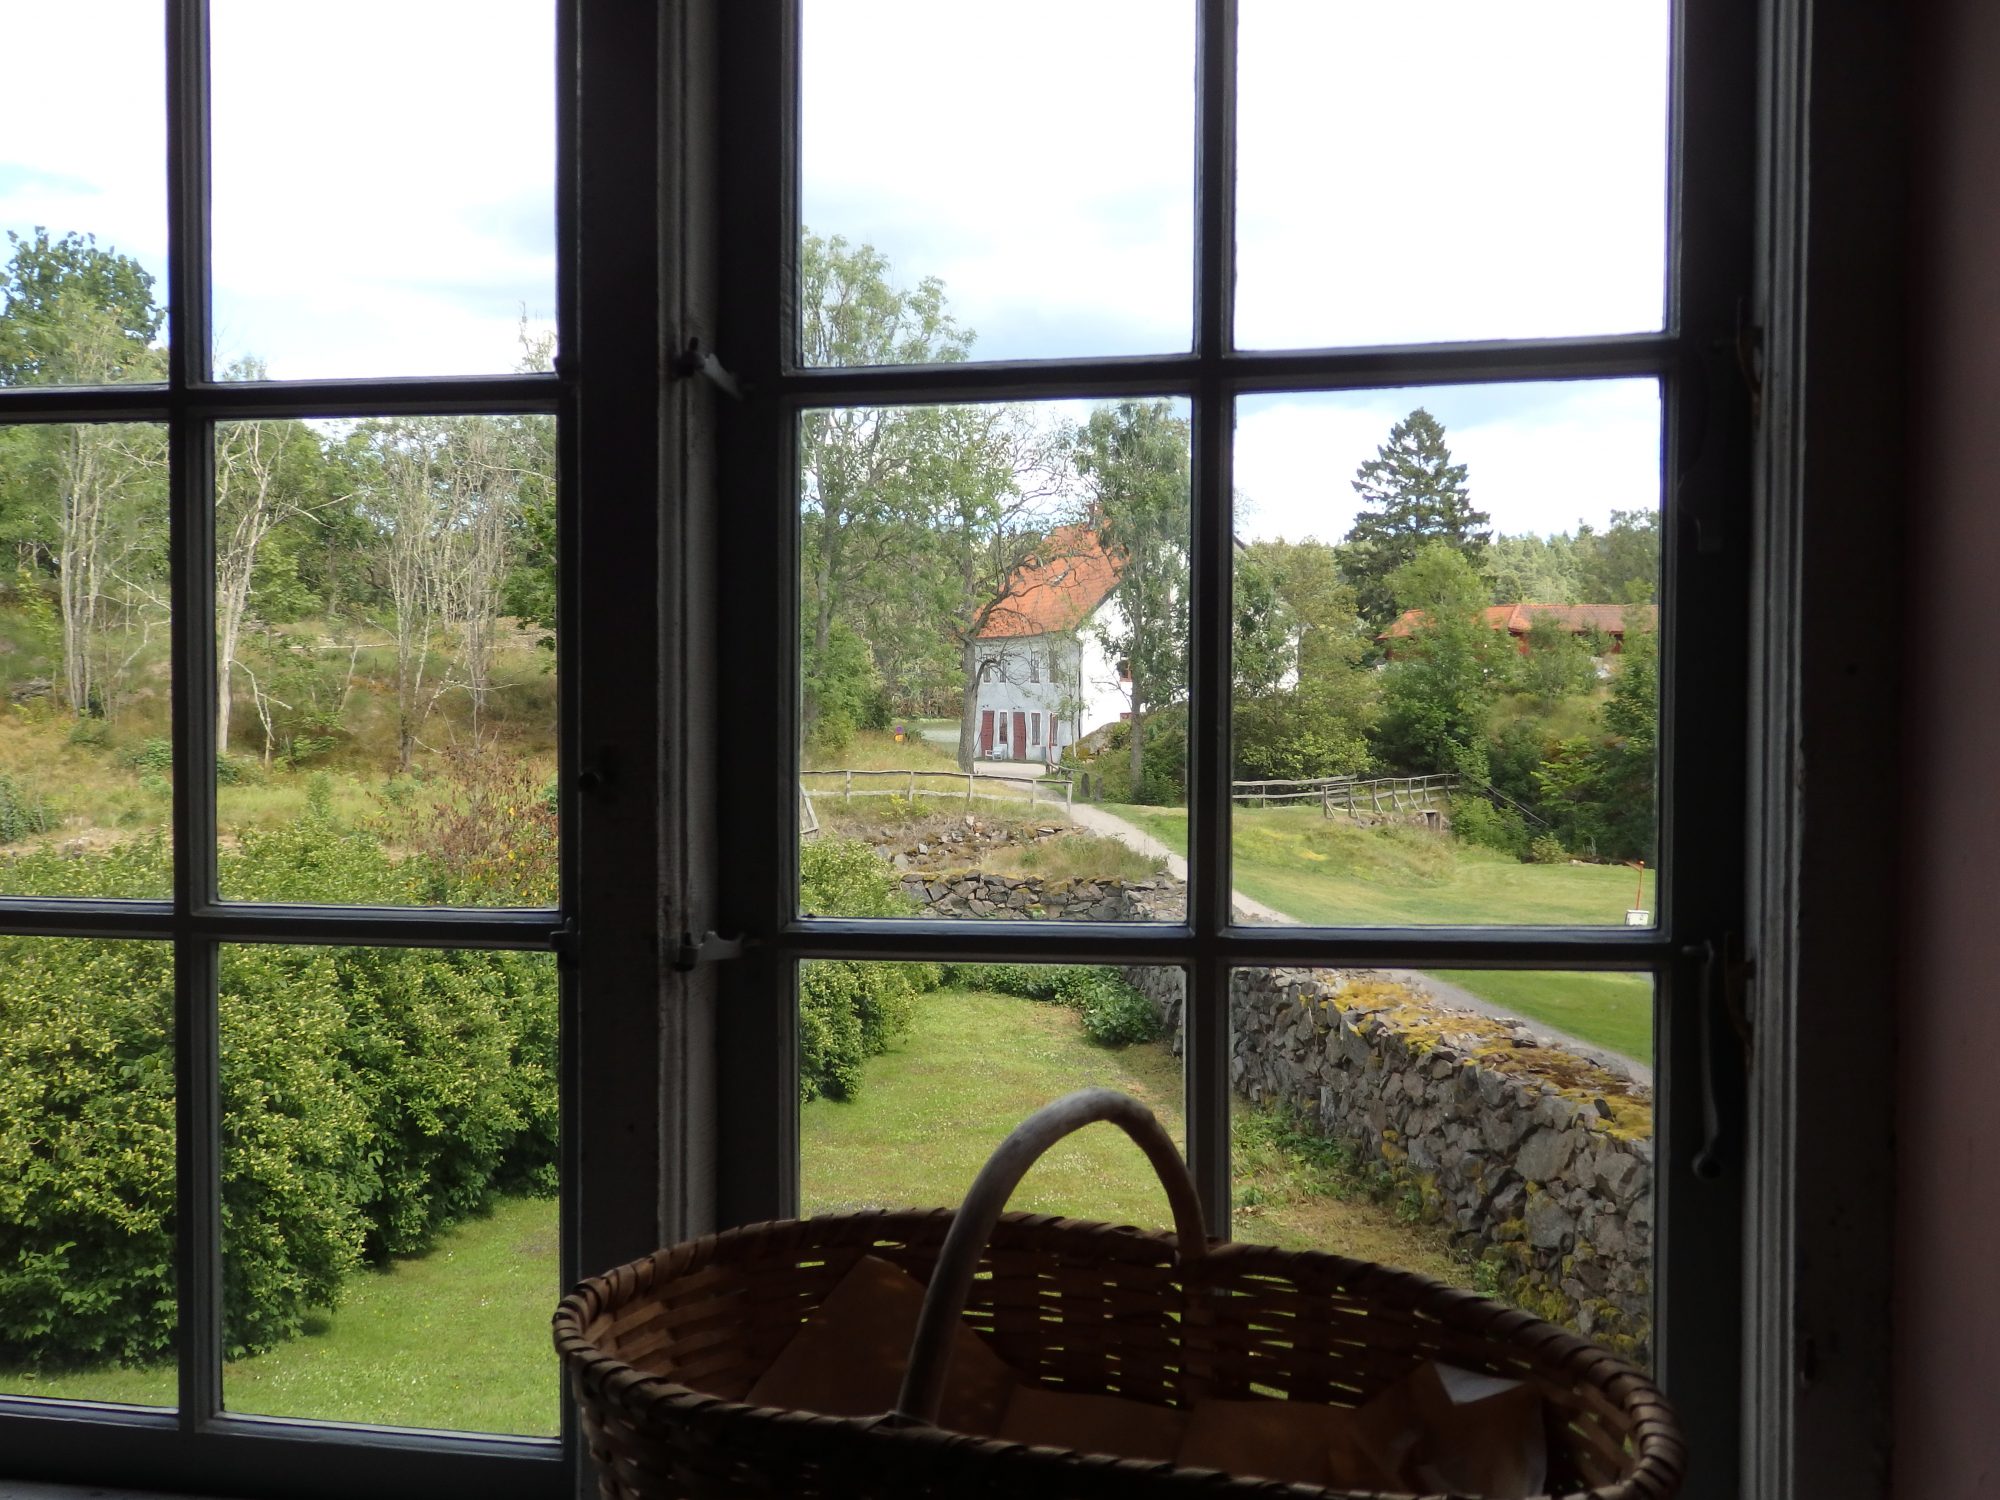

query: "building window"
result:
(0, 4), (668, 1496)
(724, 2), (1751, 1493)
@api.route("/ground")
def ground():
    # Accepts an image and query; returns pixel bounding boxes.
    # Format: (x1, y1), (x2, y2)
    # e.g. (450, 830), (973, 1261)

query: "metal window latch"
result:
(670, 337), (743, 401)
(1688, 932), (1755, 1181)
(673, 930), (747, 972)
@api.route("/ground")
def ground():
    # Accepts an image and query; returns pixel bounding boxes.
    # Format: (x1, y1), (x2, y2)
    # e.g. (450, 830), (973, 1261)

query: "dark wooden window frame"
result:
(712, 3), (1757, 1498)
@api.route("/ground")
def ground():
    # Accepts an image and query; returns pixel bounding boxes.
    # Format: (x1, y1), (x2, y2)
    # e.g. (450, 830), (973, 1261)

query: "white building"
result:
(969, 528), (1132, 765)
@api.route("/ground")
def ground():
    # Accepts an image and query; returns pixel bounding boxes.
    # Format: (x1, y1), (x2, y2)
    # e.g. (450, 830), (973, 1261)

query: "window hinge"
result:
(552, 917), (582, 967)
(673, 929), (748, 972)
(670, 337), (743, 400)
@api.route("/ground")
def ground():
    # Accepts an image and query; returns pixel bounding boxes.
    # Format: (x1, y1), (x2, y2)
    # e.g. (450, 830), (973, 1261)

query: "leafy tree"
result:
(0, 229), (163, 387)
(1535, 622), (1658, 860)
(1510, 615), (1599, 709)
(1233, 540), (1378, 781)
(0, 232), (170, 718)
(1574, 509), (1661, 604)
(1076, 400), (1190, 797)
(1342, 407), (1489, 627)
(1485, 532), (1582, 605)
(1372, 541), (1501, 779)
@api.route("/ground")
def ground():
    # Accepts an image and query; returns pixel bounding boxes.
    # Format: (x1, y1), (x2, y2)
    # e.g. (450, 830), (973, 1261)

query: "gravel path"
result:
(1064, 801), (1651, 1084)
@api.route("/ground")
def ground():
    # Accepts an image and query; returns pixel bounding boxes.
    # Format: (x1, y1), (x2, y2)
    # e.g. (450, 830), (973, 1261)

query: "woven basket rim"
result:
(553, 1206), (1683, 1500)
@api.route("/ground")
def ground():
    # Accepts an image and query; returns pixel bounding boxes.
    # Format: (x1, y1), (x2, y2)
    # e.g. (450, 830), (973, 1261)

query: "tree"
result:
(1535, 621), (1657, 860)
(214, 377), (332, 753)
(0, 229), (163, 387)
(798, 231), (980, 744)
(1372, 541), (1501, 779)
(358, 417), (524, 770)
(1574, 508), (1661, 603)
(1232, 540), (1378, 781)
(1076, 401), (1191, 798)
(1342, 407), (1489, 627)
(1485, 532), (1583, 605)
(0, 232), (169, 718)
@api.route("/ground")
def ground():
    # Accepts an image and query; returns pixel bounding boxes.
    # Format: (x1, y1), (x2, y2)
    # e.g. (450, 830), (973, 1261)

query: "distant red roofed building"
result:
(969, 527), (1130, 764)
(1380, 602), (1658, 657)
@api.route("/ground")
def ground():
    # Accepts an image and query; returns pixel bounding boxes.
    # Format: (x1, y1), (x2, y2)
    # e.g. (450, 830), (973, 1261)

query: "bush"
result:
(0, 773), (53, 844)
(796, 839), (937, 1101)
(0, 820), (560, 1368)
(1449, 794), (1529, 858)
(1528, 833), (1569, 865)
(951, 963), (1161, 1048)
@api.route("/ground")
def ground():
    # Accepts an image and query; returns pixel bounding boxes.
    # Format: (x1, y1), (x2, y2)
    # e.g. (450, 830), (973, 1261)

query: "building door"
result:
(1012, 712), (1028, 761)
(979, 710), (994, 757)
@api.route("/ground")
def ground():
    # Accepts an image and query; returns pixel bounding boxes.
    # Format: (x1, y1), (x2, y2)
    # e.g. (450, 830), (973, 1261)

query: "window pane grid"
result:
(0, 0), (572, 1465)
(780, 0), (1684, 1257)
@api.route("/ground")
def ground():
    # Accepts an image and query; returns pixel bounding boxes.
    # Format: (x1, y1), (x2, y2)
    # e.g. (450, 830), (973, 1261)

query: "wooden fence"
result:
(800, 767), (1074, 816)
(1230, 773), (1459, 820)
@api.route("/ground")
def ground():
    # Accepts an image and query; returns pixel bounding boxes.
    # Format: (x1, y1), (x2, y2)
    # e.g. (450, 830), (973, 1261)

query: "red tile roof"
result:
(1381, 602), (1658, 639)
(975, 527), (1124, 639)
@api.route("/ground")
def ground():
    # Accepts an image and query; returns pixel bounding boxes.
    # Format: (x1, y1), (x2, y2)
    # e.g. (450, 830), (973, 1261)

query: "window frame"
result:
(713, 2), (1755, 1498)
(0, 3), (672, 1496)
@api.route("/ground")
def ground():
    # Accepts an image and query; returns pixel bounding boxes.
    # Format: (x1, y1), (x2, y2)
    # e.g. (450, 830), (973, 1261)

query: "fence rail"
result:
(801, 767), (1074, 815)
(1229, 773), (1459, 819)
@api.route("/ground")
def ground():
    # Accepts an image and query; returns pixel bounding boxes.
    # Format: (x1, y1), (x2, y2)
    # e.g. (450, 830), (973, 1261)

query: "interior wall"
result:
(1897, 2), (2000, 1491)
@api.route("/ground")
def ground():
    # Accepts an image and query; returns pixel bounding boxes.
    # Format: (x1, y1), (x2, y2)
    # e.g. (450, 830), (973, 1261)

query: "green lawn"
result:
(1101, 804), (1654, 1064)
(3, 1194), (560, 1436)
(803, 983), (1463, 1282)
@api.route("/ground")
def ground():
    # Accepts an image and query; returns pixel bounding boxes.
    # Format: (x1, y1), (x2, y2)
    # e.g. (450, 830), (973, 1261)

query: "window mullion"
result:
(166, 0), (223, 1431)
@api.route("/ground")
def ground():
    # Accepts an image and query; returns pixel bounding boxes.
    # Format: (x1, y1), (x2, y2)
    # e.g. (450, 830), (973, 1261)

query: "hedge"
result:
(0, 814), (557, 1368)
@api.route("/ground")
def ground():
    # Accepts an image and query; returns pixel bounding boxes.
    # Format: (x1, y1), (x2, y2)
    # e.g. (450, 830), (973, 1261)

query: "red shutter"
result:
(979, 710), (995, 756)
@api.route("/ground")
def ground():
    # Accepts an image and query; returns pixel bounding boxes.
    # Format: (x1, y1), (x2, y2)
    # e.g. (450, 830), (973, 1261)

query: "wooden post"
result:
(1322, 785), (1332, 820)
(1066, 777), (1073, 813)
(966, 772), (975, 810)
(909, 770), (917, 799)
(845, 769), (853, 803)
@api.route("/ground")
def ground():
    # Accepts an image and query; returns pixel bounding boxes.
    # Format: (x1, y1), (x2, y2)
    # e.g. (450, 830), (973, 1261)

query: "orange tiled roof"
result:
(975, 527), (1124, 639)
(1381, 602), (1658, 639)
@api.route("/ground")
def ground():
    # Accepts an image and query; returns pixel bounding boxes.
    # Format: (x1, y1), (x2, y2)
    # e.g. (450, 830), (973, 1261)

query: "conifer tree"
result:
(1342, 407), (1489, 627)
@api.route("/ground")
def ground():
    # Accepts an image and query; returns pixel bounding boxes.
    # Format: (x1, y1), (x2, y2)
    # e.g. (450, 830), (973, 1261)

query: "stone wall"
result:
(898, 870), (1182, 922)
(1126, 965), (1655, 1359)
(890, 845), (1655, 1356)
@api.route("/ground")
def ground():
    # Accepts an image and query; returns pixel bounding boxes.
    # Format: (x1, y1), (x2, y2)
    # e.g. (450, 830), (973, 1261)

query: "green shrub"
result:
(796, 839), (936, 1101)
(0, 773), (53, 844)
(121, 737), (174, 774)
(0, 820), (561, 1367)
(1449, 794), (1528, 858)
(952, 963), (1161, 1048)
(1078, 983), (1162, 1047)
(1528, 833), (1569, 865)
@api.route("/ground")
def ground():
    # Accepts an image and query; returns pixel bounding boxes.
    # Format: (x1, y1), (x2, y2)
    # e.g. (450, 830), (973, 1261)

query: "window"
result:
(721, 2), (1752, 1497)
(0, 4), (665, 1497)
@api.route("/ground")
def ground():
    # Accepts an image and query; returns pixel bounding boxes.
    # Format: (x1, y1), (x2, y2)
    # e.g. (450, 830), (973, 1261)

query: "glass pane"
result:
(220, 945), (559, 1435)
(0, 4), (166, 388)
(800, 0), (1193, 364)
(215, 414), (558, 908)
(0, 422), (172, 898)
(798, 399), (1188, 923)
(1229, 382), (1660, 926)
(0, 938), (176, 1407)
(801, 961), (1183, 1230)
(1235, 0), (1669, 350)
(211, 1), (556, 379)
(1229, 966), (1654, 1366)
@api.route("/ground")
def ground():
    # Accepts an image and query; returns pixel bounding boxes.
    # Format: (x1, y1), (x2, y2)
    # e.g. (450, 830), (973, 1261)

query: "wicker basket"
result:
(553, 1089), (1685, 1500)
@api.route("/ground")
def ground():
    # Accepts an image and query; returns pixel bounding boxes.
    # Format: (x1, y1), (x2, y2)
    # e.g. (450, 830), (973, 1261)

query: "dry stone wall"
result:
(1126, 965), (1654, 1359)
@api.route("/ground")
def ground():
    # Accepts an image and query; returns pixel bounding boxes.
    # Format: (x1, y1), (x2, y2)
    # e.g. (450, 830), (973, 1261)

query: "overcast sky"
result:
(0, 0), (1666, 543)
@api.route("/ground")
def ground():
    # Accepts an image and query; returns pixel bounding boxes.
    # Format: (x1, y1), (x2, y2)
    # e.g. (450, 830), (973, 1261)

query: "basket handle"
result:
(891, 1087), (1209, 1427)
